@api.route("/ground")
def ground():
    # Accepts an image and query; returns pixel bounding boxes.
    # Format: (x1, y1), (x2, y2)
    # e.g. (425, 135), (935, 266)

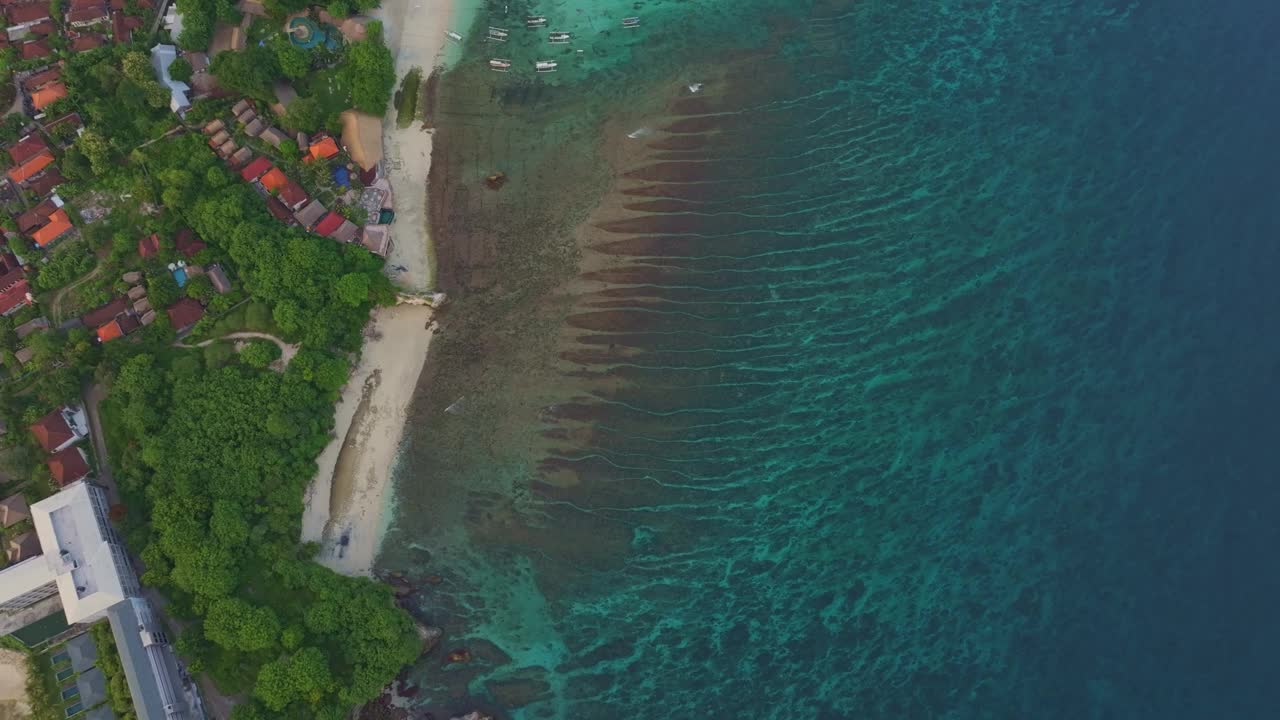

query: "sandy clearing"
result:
(301, 305), (435, 576)
(0, 649), (29, 720)
(373, 0), (479, 291)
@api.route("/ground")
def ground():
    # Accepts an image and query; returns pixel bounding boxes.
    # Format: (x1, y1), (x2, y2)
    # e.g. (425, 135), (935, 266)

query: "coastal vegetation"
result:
(0, 0), (422, 715)
(395, 67), (421, 128)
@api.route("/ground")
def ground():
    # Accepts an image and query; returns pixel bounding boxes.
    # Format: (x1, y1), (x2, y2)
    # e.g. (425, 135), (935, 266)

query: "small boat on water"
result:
(549, 31), (572, 44)
(487, 26), (509, 41)
(489, 58), (512, 72)
(445, 30), (462, 42)
(622, 16), (640, 28)
(526, 16), (547, 28)
(535, 60), (558, 73)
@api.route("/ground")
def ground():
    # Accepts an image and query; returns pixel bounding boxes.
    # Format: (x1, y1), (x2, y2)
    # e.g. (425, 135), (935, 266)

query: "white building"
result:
(0, 482), (197, 719)
(149, 44), (191, 114)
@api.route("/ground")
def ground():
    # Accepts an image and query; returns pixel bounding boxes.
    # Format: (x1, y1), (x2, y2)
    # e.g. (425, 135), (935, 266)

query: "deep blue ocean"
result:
(383, 0), (1280, 717)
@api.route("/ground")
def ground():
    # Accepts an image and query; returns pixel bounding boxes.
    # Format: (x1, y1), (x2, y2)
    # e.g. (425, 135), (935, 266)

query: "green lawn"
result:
(247, 17), (278, 45)
(297, 67), (352, 118)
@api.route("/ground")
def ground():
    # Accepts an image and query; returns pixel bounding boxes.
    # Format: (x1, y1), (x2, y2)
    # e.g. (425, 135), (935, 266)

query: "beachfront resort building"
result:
(0, 482), (199, 718)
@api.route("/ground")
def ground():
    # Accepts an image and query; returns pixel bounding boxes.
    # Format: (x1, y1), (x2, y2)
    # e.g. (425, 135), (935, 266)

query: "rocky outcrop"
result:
(416, 622), (443, 656)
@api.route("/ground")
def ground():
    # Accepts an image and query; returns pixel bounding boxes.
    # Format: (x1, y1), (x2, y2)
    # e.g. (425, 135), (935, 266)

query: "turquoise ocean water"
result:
(382, 0), (1280, 717)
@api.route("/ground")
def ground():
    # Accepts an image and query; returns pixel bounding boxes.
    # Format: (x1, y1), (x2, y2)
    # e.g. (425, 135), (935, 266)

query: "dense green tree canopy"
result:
(345, 21), (396, 114)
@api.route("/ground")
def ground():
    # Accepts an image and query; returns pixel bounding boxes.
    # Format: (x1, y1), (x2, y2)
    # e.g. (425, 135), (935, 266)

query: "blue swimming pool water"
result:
(172, 268), (187, 287)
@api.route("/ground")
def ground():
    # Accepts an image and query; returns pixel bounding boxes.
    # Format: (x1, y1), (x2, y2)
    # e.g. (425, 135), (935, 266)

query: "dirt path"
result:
(49, 262), (105, 325)
(176, 331), (300, 368)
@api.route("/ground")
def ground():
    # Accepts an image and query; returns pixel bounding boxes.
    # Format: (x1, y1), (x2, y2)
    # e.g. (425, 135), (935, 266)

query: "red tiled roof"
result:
(31, 209), (71, 247)
(313, 211), (345, 237)
(48, 446), (89, 486)
(122, 13), (140, 28)
(138, 233), (160, 257)
(28, 18), (53, 34)
(7, 150), (54, 184)
(20, 39), (51, 59)
(166, 297), (204, 330)
(308, 136), (339, 160)
(278, 180), (306, 209)
(21, 68), (60, 93)
(70, 33), (104, 50)
(96, 318), (122, 342)
(259, 166), (286, 191)
(110, 10), (128, 41)
(7, 2), (51, 24)
(31, 82), (66, 110)
(43, 113), (83, 136)
(65, 5), (107, 23)
(0, 266), (25, 292)
(80, 297), (127, 327)
(175, 228), (205, 257)
(8, 134), (48, 165)
(240, 156), (271, 182)
(26, 168), (64, 196)
(265, 195), (294, 224)
(16, 199), (56, 233)
(0, 279), (31, 316)
(30, 407), (72, 452)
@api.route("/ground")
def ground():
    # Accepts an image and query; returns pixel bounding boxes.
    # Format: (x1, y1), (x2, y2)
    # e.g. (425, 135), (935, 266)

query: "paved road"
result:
(81, 381), (119, 505)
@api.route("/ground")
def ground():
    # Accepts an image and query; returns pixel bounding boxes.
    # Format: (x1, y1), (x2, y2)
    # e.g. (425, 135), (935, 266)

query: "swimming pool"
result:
(288, 17), (341, 51)
(172, 268), (187, 287)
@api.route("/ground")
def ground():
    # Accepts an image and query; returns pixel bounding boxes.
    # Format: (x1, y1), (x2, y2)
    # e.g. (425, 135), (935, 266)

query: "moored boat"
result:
(535, 60), (558, 73)
(526, 16), (547, 28)
(549, 31), (572, 44)
(622, 16), (640, 28)
(489, 58), (512, 72)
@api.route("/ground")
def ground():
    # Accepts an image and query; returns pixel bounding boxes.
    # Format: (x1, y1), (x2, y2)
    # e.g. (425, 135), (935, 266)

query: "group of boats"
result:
(448, 13), (644, 75)
(487, 59), (558, 73)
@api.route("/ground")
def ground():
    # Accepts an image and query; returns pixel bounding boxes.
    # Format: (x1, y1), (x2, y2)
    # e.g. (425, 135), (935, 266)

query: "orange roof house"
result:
(7, 150), (55, 184)
(96, 318), (123, 342)
(308, 135), (339, 161)
(259, 166), (286, 192)
(31, 209), (72, 247)
(48, 446), (90, 486)
(31, 82), (67, 110)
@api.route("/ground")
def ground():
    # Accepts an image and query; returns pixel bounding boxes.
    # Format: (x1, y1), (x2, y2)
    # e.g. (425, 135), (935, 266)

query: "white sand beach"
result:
(302, 0), (475, 575)
(302, 305), (435, 576)
(374, 0), (479, 291)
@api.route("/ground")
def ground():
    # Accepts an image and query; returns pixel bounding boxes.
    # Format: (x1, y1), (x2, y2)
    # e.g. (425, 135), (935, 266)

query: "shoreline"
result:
(300, 0), (478, 575)
(301, 304), (435, 576)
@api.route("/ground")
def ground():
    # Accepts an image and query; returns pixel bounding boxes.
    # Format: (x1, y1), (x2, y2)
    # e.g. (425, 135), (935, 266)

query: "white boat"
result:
(688, 82), (703, 93)
(489, 58), (512, 72)
(549, 31), (572, 44)
(486, 26), (509, 41)
(622, 16), (640, 28)
(535, 60), (558, 73)
(445, 30), (462, 42)
(526, 16), (547, 27)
